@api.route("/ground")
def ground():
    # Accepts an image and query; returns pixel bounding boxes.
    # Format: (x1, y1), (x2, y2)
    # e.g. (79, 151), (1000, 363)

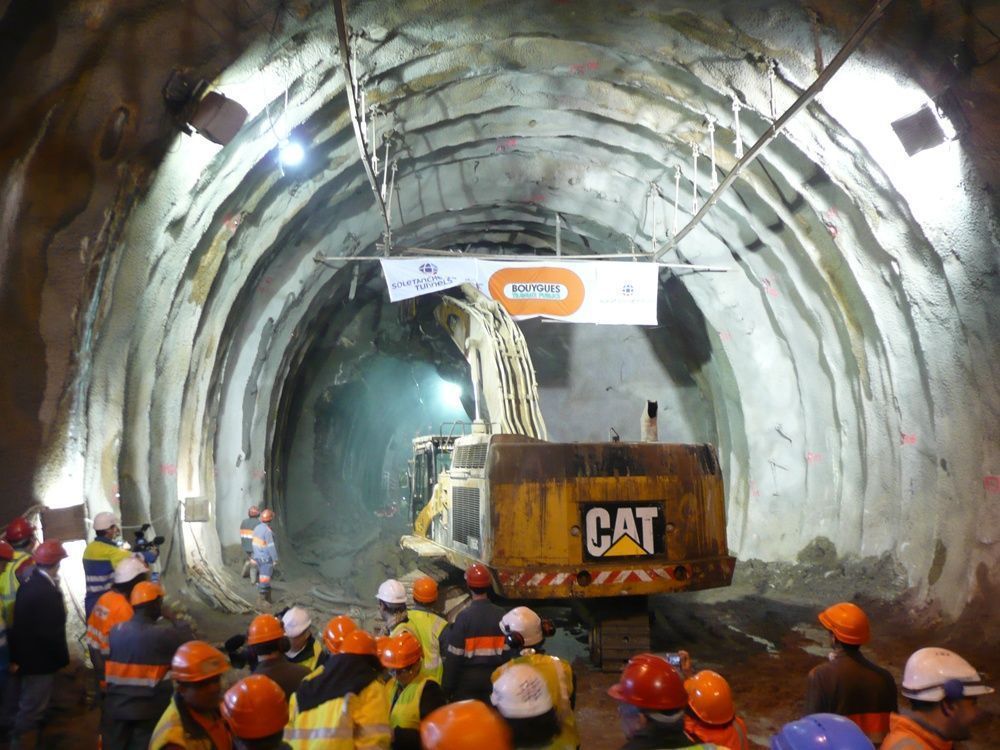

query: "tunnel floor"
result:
(33, 556), (1000, 749)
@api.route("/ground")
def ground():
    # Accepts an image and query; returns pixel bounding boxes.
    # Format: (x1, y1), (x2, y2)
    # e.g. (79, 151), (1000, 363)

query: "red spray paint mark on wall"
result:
(570, 60), (599, 75)
(984, 476), (1000, 494)
(223, 213), (244, 233)
(496, 138), (518, 152)
(749, 479), (760, 498)
(524, 193), (546, 204)
(762, 277), (780, 297)
(806, 452), (823, 464)
(900, 432), (917, 445)
(160, 464), (177, 476)
(719, 330), (733, 342)
(251, 469), (266, 481)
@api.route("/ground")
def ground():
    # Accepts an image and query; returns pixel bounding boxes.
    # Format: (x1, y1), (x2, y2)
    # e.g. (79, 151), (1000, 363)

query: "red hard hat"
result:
(684, 670), (735, 725)
(322, 615), (358, 654)
(222, 675), (288, 739)
(413, 576), (439, 604)
(0, 541), (14, 561)
(5, 517), (35, 544)
(818, 602), (870, 645)
(340, 630), (377, 656)
(465, 563), (492, 589)
(171, 641), (229, 683)
(608, 654), (688, 711)
(259, 509), (274, 523)
(33, 539), (67, 566)
(247, 614), (285, 646)
(248, 505), (260, 518)
(420, 700), (513, 750)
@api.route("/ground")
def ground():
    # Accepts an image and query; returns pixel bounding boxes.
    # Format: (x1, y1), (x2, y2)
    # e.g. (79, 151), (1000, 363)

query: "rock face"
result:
(0, 0), (998, 619)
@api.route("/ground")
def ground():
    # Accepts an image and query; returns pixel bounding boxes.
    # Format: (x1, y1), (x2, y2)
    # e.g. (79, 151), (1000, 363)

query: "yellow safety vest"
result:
(386, 675), (432, 732)
(0, 551), (30, 626)
(403, 609), (447, 683)
(494, 652), (579, 750)
(288, 637), (323, 673)
(287, 677), (390, 750)
(149, 699), (231, 750)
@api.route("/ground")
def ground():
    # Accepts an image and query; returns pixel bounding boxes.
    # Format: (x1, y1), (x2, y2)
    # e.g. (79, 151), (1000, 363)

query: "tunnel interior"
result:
(2, 0), (998, 621)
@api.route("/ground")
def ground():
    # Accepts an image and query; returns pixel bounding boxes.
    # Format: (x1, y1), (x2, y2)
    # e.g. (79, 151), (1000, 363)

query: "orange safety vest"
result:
(685, 714), (750, 750)
(85, 590), (134, 656)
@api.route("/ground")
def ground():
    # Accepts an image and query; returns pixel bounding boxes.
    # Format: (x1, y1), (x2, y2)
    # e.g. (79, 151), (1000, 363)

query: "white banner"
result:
(379, 258), (658, 325)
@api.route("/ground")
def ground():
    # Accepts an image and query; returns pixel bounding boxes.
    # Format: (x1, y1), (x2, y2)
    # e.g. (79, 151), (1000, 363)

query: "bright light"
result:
(279, 139), (304, 167)
(441, 380), (463, 408)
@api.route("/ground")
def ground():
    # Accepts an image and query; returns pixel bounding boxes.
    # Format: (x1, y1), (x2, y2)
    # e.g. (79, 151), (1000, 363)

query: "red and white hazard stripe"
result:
(499, 567), (676, 588)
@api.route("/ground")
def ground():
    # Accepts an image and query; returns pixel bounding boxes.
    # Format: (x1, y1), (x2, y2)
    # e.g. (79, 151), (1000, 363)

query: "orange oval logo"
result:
(488, 267), (586, 317)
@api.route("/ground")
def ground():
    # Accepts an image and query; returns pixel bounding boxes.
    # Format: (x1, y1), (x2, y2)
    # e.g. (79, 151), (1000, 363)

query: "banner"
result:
(379, 258), (658, 325)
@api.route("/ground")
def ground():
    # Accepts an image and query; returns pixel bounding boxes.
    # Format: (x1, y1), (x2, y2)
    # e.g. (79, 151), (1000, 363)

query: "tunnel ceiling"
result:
(2, 0), (999, 614)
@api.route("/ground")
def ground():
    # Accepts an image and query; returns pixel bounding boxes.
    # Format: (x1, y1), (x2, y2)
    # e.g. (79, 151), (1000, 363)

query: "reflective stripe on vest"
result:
(847, 711), (891, 743)
(85, 591), (133, 655)
(0, 551), (29, 625)
(450, 634), (505, 658)
(389, 676), (428, 731)
(288, 678), (390, 750)
(104, 661), (171, 688)
(407, 609), (447, 681)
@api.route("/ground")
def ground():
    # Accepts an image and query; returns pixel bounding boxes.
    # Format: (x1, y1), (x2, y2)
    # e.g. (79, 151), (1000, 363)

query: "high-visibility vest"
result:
(239, 516), (257, 553)
(85, 590), (133, 656)
(149, 697), (232, 750)
(82, 538), (134, 616)
(494, 652), (579, 750)
(387, 675), (432, 731)
(105, 615), (189, 719)
(685, 714), (750, 750)
(287, 678), (390, 750)
(405, 608), (447, 683)
(0, 551), (32, 626)
(288, 637), (323, 674)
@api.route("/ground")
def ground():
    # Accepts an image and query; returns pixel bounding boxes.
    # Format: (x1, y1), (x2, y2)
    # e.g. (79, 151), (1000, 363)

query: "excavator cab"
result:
(409, 434), (456, 525)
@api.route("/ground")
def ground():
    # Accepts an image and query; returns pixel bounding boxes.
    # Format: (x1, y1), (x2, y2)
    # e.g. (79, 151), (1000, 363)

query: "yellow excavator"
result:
(402, 284), (734, 668)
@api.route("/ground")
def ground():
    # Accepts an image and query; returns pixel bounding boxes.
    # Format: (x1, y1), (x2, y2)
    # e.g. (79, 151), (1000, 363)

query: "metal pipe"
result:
(654, 0), (896, 260)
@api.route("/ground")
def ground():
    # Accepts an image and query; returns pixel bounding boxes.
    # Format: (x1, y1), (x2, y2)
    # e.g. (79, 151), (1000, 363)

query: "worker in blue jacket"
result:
(82, 512), (143, 617)
(251, 509), (279, 607)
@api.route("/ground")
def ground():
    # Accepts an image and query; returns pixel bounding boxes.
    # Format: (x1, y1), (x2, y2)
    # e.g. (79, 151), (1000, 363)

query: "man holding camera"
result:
(82, 513), (147, 618)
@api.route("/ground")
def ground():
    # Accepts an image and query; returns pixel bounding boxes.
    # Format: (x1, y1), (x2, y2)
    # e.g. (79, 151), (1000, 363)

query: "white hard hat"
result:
(282, 606), (313, 638)
(491, 664), (553, 719)
(93, 512), (118, 532)
(376, 579), (407, 605)
(113, 556), (149, 584)
(901, 647), (994, 702)
(500, 606), (543, 647)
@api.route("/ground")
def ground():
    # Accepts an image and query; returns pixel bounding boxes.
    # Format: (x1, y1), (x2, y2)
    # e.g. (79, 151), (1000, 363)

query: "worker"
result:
(83, 511), (143, 617)
(286, 629), (390, 749)
(806, 602), (897, 744)
(282, 606), (323, 672)
(7, 539), (67, 750)
(149, 640), (232, 750)
(0, 541), (14, 697)
(881, 647), (993, 750)
(441, 563), (510, 702)
(240, 506), (261, 582)
(492, 663), (568, 749)
(772, 713), (875, 749)
(380, 631), (446, 750)
(493, 606), (577, 749)
(683, 670), (749, 750)
(608, 653), (713, 749)
(104, 581), (195, 749)
(246, 614), (309, 699)
(0, 517), (38, 626)
(408, 576), (449, 682)
(221, 675), (290, 750)
(251, 509), (278, 607)
(420, 700), (513, 750)
(376, 579), (417, 637)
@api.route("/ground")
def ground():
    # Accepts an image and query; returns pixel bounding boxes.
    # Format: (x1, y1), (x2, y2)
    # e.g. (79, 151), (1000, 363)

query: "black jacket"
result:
(10, 571), (69, 675)
(441, 597), (510, 701)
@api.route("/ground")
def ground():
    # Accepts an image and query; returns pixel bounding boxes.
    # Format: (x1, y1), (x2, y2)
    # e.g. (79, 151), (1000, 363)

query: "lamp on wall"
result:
(162, 69), (248, 146)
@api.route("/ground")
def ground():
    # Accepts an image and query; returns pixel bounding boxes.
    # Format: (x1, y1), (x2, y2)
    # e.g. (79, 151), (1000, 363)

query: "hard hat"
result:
(608, 653), (688, 711)
(92, 512), (118, 532)
(282, 606), (312, 638)
(413, 576), (439, 604)
(322, 615), (358, 654)
(771, 713), (875, 750)
(376, 579), (407, 605)
(247, 614), (285, 646)
(500, 606), (543, 647)
(340, 630), (377, 656)
(114, 556), (149, 584)
(0, 541), (14, 561)
(380, 631), (423, 670)
(5, 517), (35, 544)
(684, 670), (735, 725)
(491, 664), (553, 719)
(901, 647), (994, 702)
(260, 509), (274, 523)
(171, 641), (229, 683)
(129, 581), (165, 606)
(420, 700), (513, 750)
(33, 539), (67, 566)
(222, 675), (288, 739)
(818, 602), (870, 645)
(465, 563), (492, 589)
(248, 505), (260, 518)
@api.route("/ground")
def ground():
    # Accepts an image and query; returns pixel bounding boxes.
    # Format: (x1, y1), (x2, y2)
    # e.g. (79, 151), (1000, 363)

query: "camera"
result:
(664, 652), (682, 668)
(134, 523), (165, 552)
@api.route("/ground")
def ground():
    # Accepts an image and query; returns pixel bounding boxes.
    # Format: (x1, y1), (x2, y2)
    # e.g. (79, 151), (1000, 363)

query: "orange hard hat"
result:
(247, 614), (285, 646)
(420, 700), (513, 750)
(380, 631), (423, 669)
(322, 615), (358, 654)
(0, 541), (15, 561)
(259, 509), (274, 523)
(33, 539), (67, 566)
(608, 654), (688, 711)
(248, 505), (260, 518)
(340, 630), (377, 656)
(465, 563), (492, 589)
(129, 581), (165, 607)
(413, 576), (439, 604)
(4, 517), (35, 544)
(221, 675), (288, 739)
(818, 602), (870, 645)
(684, 670), (735, 725)
(171, 641), (229, 683)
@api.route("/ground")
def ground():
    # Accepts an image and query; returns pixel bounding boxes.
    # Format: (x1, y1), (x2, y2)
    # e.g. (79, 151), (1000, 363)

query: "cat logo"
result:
(582, 502), (665, 560)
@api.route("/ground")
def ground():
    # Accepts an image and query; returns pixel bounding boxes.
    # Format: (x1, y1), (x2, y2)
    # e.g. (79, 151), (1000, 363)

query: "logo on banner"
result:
(582, 502), (665, 560)
(488, 267), (585, 316)
(419, 263), (438, 275)
(621, 283), (635, 297)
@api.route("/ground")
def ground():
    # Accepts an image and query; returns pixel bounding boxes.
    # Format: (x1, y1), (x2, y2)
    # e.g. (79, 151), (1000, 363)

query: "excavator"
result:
(401, 284), (734, 668)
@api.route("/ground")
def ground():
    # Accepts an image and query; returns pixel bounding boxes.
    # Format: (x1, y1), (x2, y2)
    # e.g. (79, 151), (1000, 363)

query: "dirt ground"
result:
(18, 540), (1000, 749)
